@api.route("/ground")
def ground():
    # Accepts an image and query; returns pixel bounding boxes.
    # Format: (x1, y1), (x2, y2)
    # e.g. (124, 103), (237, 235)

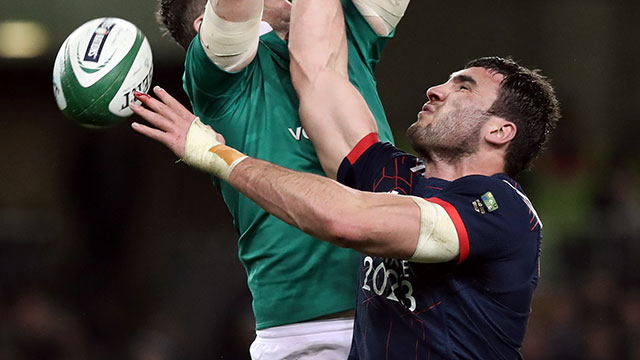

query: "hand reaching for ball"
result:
(130, 86), (225, 159)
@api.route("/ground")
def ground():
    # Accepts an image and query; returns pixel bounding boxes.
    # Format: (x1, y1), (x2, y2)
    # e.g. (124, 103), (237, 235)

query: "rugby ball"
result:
(52, 17), (153, 128)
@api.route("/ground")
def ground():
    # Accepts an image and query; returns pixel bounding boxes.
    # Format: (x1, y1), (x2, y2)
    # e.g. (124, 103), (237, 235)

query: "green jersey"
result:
(183, 0), (394, 330)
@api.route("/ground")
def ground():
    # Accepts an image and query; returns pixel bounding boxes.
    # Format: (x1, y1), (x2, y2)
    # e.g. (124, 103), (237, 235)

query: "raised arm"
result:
(130, 87), (460, 263)
(199, 0), (263, 71)
(289, 0), (379, 179)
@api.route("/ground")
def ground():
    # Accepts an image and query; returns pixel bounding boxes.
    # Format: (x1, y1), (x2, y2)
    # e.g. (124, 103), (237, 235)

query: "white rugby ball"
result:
(52, 17), (153, 128)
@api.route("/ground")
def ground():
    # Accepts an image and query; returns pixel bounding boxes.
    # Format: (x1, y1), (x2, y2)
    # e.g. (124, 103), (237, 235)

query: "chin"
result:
(417, 111), (436, 124)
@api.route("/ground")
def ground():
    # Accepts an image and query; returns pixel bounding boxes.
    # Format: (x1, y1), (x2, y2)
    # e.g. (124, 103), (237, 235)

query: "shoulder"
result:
(446, 174), (522, 198)
(185, 32), (282, 75)
(433, 175), (541, 263)
(352, 142), (421, 175)
(184, 33), (286, 102)
(440, 174), (536, 221)
(338, 141), (421, 192)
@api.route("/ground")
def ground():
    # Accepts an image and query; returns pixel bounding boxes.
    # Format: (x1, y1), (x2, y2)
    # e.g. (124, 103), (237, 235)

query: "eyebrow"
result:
(451, 74), (477, 87)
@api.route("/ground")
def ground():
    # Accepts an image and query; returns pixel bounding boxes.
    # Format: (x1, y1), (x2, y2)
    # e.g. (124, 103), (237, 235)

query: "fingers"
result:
(133, 88), (178, 123)
(215, 133), (226, 145)
(129, 102), (172, 133)
(131, 121), (170, 146)
(152, 86), (196, 121)
(130, 86), (192, 159)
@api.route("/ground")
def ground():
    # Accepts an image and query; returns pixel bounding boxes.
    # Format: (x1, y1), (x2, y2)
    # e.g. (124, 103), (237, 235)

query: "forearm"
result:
(230, 157), (352, 240)
(200, 0), (263, 71)
(289, 0), (348, 88)
(290, 0), (377, 178)
(296, 71), (378, 178)
(211, 0), (262, 20)
(229, 157), (419, 259)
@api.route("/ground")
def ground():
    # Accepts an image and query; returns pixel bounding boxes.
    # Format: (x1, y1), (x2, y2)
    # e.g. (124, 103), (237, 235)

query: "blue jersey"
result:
(337, 141), (542, 359)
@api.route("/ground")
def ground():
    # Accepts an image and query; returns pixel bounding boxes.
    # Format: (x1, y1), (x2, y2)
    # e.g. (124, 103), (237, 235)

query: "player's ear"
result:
(485, 118), (516, 146)
(193, 14), (204, 33)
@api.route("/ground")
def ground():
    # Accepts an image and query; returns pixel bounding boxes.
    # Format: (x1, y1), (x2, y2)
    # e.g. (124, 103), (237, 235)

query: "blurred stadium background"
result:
(1, 0), (639, 359)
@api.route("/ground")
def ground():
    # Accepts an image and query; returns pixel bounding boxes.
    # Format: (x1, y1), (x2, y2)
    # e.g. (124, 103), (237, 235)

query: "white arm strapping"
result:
(184, 117), (247, 181)
(200, 0), (263, 71)
(408, 196), (460, 263)
(352, 0), (410, 36)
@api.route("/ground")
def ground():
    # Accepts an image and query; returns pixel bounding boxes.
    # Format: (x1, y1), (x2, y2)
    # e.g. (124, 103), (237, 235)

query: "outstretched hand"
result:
(130, 86), (224, 159)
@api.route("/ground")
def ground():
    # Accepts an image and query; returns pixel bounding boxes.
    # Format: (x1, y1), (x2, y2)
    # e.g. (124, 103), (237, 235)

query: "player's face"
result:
(407, 67), (503, 162)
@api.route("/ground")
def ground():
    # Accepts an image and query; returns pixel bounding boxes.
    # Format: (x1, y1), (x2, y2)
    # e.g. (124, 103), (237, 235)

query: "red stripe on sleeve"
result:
(346, 132), (379, 165)
(427, 197), (470, 264)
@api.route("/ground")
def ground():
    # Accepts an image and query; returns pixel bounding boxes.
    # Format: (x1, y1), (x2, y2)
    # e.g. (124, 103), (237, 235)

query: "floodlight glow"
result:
(0, 20), (49, 59)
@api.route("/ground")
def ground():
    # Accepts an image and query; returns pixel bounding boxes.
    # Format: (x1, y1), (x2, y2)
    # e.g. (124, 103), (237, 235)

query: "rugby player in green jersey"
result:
(151, 0), (409, 357)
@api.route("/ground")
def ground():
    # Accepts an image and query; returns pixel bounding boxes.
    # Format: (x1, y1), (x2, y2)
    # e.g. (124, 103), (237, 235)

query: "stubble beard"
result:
(407, 107), (490, 164)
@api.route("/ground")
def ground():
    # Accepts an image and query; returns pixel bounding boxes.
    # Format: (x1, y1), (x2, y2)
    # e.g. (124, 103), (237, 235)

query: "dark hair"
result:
(156, 0), (207, 49)
(465, 56), (560, 177)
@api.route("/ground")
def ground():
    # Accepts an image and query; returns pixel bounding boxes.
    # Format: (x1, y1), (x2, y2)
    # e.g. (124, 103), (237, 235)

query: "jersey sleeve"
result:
(337, 137), (423, 195)
(428, 176), (541, 264)
(342, 0), (394, 73)
(183, 34), (254, 121)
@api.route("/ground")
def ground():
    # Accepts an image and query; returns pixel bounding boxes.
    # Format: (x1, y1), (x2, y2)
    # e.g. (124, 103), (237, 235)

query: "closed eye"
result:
(451, 74), (477, 92)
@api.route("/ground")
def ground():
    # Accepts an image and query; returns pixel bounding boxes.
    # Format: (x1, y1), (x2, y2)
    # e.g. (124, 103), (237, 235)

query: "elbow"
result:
(319, 206), (368, 250)
(288, 46), (332, 95)
(288, 48), (315, 95)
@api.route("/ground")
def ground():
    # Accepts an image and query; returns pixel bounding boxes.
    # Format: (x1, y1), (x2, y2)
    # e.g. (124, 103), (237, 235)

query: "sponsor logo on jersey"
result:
(472, 192), (498, 214)
(481, 191), (499, 212)
(288, 127), (309, 141)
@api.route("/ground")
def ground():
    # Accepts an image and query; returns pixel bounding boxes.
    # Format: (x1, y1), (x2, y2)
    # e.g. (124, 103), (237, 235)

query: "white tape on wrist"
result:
(183, 117), (248, 181)
(353, 0), (410, 35)
(408, 196), (460, 263)
(200, 0), (263, 71)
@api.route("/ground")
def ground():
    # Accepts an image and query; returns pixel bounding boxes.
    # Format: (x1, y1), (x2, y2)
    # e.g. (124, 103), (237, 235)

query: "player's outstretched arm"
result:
(199, 0), (264, 71)
(131, 87), (460, 263)
(289, 0), (379, 179)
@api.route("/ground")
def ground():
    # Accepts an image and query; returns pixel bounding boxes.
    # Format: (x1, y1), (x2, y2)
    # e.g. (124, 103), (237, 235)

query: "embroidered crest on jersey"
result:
(481, 191), (499, 212)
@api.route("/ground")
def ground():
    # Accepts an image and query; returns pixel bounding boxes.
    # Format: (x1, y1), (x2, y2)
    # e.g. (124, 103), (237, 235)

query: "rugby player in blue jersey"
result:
(131, 0), (560, 357)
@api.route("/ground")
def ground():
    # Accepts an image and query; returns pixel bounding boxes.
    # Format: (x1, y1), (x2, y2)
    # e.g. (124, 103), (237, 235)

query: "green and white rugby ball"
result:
(52, 17), (153, 128)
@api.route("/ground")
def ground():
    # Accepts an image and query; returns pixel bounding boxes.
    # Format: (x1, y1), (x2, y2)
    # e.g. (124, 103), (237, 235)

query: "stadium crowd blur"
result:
(1, 0), (639, 359)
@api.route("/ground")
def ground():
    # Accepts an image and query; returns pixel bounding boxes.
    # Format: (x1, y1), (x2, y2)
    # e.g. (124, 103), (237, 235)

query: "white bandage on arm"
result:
(199, 0), (263, 71)
(408, 196), (460, 263)
(352, 0), (410, 35)
(183, 117), (248, 181)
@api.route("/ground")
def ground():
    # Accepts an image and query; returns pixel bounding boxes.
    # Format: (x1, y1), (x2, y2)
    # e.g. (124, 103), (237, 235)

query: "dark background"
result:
(1, 1), (639, 359)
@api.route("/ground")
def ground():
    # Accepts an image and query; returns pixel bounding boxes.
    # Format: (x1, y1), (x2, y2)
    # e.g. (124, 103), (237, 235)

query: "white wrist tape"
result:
(183, 117), (248, 181)
(408, 196), (460, 263)
(200, 0), (263, 71)
(353, 0), (410, 35)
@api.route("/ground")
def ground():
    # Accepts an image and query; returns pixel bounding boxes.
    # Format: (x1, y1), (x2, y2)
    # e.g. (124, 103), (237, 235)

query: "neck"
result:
(422, 151), (505, 181)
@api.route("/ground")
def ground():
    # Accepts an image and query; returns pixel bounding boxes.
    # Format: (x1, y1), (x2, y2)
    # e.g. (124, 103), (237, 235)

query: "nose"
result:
(426, 83), (446, 102)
